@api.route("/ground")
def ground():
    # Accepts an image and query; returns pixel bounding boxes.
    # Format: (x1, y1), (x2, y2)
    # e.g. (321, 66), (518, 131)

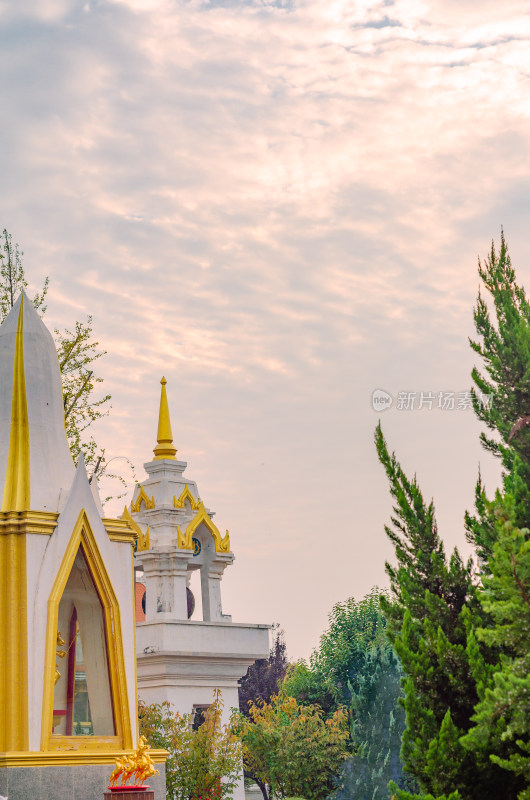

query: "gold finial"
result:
(153, 376), (177, 460)
(2, 294), (30, 511)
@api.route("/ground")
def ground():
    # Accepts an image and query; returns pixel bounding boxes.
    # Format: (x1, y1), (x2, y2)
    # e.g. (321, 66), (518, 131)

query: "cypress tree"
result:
(461, 485), (530, 798)
(465, 230), (530, 563)
(333, 644), (414, 800)
(377, 232), (529, 800)
(460, 234), (530, 798)
(375, 426), (510, 800)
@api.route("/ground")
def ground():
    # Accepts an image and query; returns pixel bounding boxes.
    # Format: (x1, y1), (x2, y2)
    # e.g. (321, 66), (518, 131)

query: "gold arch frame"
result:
(122, 506), (151, 552)
(41, 509), (133, 751)
(173, 484), (201, 511)
(178, 502), (230, 553)
(131, 485), (155, 513)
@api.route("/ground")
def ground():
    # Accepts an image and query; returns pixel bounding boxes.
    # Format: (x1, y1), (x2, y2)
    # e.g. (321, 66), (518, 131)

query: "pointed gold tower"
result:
(153, 377), (177, 460)
(2, 293), (30, 512)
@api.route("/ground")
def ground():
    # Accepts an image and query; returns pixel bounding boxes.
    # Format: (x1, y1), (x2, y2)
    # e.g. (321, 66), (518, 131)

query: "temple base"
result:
(0, 763), (165, 800)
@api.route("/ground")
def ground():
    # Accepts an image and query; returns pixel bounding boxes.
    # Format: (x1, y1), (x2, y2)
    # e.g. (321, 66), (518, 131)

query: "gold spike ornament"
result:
(2, 294), (30, 511)
(153, 377), (177, 460)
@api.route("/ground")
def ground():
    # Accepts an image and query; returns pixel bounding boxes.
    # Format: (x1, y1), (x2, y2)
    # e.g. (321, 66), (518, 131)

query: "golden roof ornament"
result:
(153, 377), (177, 460)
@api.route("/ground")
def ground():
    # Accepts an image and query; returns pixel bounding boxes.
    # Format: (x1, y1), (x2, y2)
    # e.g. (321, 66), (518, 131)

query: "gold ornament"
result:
(108, 735), (160, 788)
(54, 632), (67, 685)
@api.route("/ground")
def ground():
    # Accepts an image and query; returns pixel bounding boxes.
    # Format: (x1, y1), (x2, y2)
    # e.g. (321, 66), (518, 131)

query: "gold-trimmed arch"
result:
(122, 506), (151, 551)
(179, 502), (230, 553)
(173, 484), (201, 511)
(41, 509), (133, 752)
(131, 485), (155, 513)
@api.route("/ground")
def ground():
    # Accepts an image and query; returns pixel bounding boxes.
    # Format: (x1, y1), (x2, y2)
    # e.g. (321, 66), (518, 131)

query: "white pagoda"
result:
(130, 379), (270, 800)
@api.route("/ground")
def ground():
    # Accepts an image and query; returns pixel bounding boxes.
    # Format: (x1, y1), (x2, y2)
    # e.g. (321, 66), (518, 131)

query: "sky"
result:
(1, 0), (530, 660)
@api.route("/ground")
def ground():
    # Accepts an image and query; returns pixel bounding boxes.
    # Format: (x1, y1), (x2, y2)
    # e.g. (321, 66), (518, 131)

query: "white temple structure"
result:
(0, 293), (166, 799)
(130, 379), (270, 800)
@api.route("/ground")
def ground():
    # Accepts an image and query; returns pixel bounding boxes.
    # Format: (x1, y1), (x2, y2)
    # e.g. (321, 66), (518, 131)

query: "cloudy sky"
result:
(1, 0), (529, 659)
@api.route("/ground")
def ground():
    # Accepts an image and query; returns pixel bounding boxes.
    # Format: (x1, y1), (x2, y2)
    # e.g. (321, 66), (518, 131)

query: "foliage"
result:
(310, 589), (388, 707)
(281, 591), (412, 799)
(461, 489), (530, 798)
(466, 230), (530, 564)
(54, 318), (111, 468)
(239, 628), (288, 719)
(375, 232), (530, 800)
(460, 234), (530, 799)
(238, 629), (289, 800)
(233, 694), (348, 800)
(139, 691), (242, 800)
(0, 228), (49, 318)
(389, 788), (462, 800)
(375, 422), (514, 800)
(333, 644), (415, 800)
(281, 661), (336, 718)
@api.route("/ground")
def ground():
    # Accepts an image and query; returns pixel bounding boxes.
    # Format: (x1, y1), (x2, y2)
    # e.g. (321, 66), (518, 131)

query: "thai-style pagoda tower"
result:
(0, 293), (166, 799)
(130, 379), (269, 800)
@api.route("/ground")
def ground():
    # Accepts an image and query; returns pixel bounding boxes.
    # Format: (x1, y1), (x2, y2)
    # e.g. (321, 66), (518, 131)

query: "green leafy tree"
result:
(233, 694), (348, 800)
(281, 591), (412, 799)
(0, 229), (49, 317)
(281, 661), (336, 718)
(139, 691), (242, 800)
(388, 791), (462, 800)
(310, 589), (388, 707)
(54, 318), (110, 468)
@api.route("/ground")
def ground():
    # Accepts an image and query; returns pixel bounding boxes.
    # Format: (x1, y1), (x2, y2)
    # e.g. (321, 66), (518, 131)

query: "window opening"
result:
(192, 704), (211, 731)
(52, 547), (115, 736)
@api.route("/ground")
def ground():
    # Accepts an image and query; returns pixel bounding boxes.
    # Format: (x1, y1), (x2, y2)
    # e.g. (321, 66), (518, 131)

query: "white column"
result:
(142, 548), (193, 621)
(201, 555), (233, 622)
(169, 550), (194, 620)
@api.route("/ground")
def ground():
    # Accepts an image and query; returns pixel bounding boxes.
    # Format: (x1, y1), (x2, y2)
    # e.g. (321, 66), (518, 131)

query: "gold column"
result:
(0, 531), (28, 751)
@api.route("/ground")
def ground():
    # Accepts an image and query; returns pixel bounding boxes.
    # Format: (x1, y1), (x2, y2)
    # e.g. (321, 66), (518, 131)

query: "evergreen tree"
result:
(375, 425), (513, 800)
(461, 487), (530, 798)
(376, 232), (529, 800)
(459, 234), (530, 799)
(333, 645), (414, 800)
(466, 230), (530, 564)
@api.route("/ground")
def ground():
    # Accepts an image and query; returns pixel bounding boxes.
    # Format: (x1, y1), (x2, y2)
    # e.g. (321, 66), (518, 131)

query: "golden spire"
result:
(2, 294), (30, 511)
(153, 377), (177, 460)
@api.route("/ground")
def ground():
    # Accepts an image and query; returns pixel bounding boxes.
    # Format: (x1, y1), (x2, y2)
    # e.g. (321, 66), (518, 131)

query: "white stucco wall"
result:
(28, 461), (138, 750)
